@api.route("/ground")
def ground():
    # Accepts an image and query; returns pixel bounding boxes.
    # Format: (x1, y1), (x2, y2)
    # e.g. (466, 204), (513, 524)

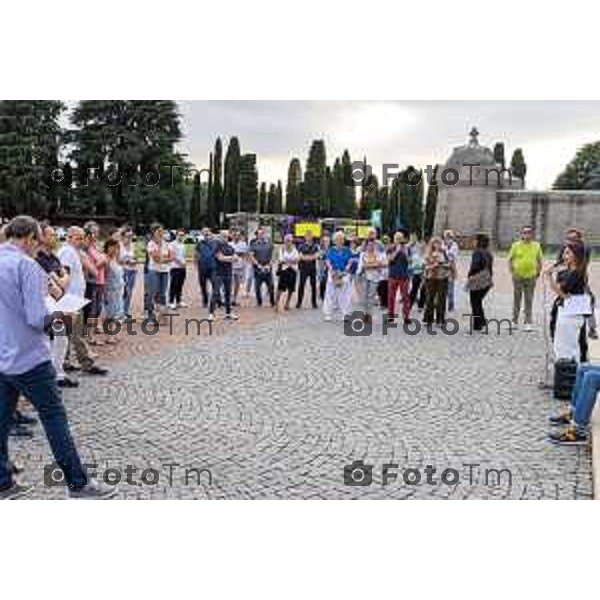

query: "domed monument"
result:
(434, 127), (522, 245)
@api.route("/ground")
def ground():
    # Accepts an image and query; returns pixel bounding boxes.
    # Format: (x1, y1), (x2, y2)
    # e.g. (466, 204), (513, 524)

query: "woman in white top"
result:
(168, 228), (188, 309)
(357, 239), (388, 319)
(275, 233), (299, 311)
(146, 223), (173, 322)
(119, 229), (137, 317)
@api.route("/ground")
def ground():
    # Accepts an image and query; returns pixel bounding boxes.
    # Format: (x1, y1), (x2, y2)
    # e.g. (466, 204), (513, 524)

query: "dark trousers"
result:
(410, 274), (425, 308)
(424, 278), (449, 325)
(0, 361), (87, 489)
(297, 268), (317, 308)
(377, 280), (388, 308)
(210, 271), (232, 314)
(254, 267), (275, 306)
(169, 267), (187, 305)
(469, 287), (491, 331)
(199, 268), (216, 307)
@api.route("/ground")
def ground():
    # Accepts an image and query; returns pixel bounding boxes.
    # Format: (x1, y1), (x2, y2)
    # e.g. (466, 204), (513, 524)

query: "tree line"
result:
(6, 101), (592, 238)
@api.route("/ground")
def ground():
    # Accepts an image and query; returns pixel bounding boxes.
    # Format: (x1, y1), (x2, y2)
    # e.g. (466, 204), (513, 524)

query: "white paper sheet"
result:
(46, 293), (90, 314)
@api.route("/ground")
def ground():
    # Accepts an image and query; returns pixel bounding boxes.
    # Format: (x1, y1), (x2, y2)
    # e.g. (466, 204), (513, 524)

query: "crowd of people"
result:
(0, 213), (599, 498)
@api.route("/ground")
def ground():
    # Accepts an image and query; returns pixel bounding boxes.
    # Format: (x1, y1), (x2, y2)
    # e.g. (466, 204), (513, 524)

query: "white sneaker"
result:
(168, 302), (177, 309)
(67, 478), (117, 500)
(523, 323), (533, 332)
(324, 315), (332, 322)
(177, 302), (189, 308)
(225, 313), (239, 321)
(207, 313), (215, 322)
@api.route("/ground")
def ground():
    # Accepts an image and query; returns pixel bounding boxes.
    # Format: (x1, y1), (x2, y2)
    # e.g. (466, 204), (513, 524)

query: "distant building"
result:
(434, 128), (600, 249)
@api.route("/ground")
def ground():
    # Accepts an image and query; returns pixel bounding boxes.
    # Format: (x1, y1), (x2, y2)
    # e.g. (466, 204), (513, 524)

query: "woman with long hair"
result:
(423, 236), (451, 326)
(466, 234), (494, 332)
(546, 241), (589, 362)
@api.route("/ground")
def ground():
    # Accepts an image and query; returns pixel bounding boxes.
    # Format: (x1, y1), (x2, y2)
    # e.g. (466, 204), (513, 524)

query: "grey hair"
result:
(4, 215), (41, 241)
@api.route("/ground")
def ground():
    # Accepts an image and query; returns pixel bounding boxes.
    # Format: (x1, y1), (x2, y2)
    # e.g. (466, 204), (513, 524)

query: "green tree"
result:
(285, 158), (302, 214)
(0, 100), (65, 219)
(302, 140), (327, 216)
(266, 183), (277, 214)
(423, 166), (438, 239)
(224, 136), (241, 213)
(274, 180), (283, 213)
(213, 137), (223, 221)
(70, 100), (185, 223)
(259, 182), (267, 213)
(554, 141), (600, 189)
(493, 142), (506, 169)
(238, 154), (258, 212)
(510, 148), (527, 184)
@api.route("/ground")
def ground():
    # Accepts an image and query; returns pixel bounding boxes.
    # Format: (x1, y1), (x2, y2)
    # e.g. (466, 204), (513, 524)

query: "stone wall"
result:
(495, 190), (600, 250)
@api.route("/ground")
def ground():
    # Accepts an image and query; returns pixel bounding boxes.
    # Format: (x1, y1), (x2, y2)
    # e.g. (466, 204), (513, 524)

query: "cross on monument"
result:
(468, 126), (480, 147)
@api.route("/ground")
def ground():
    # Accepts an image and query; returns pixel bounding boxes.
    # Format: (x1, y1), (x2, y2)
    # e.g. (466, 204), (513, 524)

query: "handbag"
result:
(466, 268), (493, 292)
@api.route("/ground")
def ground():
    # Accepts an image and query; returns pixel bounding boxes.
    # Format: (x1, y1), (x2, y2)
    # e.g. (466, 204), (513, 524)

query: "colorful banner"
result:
(294, 222), (322, 237)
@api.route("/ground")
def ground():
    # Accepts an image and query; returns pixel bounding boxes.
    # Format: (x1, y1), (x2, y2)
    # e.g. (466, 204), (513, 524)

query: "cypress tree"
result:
(285, 158), (303, 215)
(224, 136), (241, 213)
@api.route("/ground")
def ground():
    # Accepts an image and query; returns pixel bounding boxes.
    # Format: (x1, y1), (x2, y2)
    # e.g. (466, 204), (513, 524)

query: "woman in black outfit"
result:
(467, 234), (494, 331)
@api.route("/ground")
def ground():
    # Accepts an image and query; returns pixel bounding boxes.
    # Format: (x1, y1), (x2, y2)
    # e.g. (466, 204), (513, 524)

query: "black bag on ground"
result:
(553, 358), (578, 400)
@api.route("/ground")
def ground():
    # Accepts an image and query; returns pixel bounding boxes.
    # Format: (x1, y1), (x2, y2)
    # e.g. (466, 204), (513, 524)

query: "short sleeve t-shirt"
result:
(509, 241), (542, 279)
(147, 240), (171, 273)
(250, 239), (274, 265)
(326, 246), (353, 273)
(57, 244), (85, 298)
(279, 245), (299, 271)
(169, 241), (186, 269)
(231, 240), (249, 273)
(298, 242), (319, 271)
(215, 240), (235, 274)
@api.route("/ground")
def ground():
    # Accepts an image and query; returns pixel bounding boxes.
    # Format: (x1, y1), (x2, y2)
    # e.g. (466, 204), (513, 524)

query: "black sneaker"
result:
(589, 329), (599, 340)
(83, 365), (109, 376)
(15, 411), (37, 426)
(57, 377), (79, 388)
(0, 482), (33, 500)
(548, 425), (588, 446)
(68, 479), (118, 500)
(9, 424), (34, 438)
(549, 412), (572, 426)
(64, 364), (81, 373)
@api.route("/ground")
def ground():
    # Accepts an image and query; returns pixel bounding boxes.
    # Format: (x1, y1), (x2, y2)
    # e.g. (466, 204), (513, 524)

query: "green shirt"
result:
(509, 240), (542, 279)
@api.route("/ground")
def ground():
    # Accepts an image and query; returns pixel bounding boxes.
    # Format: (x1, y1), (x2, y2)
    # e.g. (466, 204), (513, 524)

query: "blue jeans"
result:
(150, 271), (169, 308)
(0, 361), (87, 489)
(123, 269), (137, 315)
(570, 363), (600, 430)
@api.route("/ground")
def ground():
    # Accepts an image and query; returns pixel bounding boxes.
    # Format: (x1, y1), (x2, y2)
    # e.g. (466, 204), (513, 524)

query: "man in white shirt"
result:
(56, 227), (107, 376)
(168, 228), (188, 309)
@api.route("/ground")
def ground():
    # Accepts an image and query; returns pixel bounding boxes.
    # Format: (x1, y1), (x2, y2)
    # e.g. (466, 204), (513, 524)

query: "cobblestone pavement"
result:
(12, 258), (595, 499)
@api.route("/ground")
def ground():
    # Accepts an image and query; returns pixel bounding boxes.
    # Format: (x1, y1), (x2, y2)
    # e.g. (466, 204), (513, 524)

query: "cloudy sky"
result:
(177, 101), (600, 190)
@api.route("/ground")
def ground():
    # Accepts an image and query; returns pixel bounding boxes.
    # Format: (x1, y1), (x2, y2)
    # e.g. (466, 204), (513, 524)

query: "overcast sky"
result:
(177, 101), (600, 190)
